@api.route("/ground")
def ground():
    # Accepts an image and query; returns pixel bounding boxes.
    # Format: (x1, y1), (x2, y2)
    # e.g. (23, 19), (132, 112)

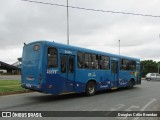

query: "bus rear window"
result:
(33, 45), (39, 51)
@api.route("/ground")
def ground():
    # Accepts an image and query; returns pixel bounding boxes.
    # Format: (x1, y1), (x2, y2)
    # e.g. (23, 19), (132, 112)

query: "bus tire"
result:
(128, 80), (134, 89)
(85, 81), (96, 96)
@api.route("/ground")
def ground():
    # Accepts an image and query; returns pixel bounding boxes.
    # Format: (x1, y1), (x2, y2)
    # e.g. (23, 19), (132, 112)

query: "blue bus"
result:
(21, 41), (141, 96)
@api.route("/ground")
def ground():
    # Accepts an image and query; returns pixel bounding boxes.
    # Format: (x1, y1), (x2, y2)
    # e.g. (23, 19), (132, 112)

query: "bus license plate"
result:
(26, 84), (31, 88)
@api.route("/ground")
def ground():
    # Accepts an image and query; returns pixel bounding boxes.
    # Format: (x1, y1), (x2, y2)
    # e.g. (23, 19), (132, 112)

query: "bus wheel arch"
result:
(85, 80), (97, 96)
(128, 78), (135, 89)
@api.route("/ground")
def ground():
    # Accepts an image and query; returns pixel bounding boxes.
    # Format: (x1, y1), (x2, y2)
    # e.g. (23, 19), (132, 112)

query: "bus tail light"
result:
(27, 76), (34, 80)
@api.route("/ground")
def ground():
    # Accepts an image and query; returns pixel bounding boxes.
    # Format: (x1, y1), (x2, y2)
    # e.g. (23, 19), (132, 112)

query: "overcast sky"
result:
(0, 0), (160, 64)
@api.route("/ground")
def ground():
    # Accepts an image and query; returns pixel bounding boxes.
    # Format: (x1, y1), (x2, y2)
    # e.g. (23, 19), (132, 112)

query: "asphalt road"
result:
(0, 80), (160, 120)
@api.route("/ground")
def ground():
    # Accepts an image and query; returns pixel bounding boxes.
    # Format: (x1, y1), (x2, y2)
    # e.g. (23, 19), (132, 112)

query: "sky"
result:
(0, 0), (160, 64)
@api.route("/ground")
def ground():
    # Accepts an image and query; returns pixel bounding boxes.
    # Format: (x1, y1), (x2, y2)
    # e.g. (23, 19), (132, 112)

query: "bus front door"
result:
(60, 54), (75, 92)
(111, 60), (118, 88)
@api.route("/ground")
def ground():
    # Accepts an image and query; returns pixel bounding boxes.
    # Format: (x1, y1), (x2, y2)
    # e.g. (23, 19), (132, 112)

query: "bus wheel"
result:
(85, 81), (96, 96)
(128, 80), (133, 89)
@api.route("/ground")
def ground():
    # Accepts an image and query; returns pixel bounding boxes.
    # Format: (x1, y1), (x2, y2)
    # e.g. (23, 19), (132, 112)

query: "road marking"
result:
(116, 105), (140, 119)
(110, 104), (125, 111)
(140, 98), (157, 111)
(126, 105), (140, 111)
(115, 98), (157, 120)
(133, 98), (157, 120)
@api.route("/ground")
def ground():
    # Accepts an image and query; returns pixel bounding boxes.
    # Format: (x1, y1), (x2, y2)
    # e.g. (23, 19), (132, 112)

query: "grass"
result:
(0, 80), (29, 93)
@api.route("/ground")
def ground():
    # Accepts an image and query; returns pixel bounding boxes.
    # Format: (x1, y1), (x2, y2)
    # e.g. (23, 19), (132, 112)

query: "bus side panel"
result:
(74, 70), (112, 93)
(96, 70), (112, 90)
(44, 47), (66, 95)
(118, 71), (130, 87)
(44, 47), (77, 95)
(119, 70), (139, 87)
(45, 73), (65, 94)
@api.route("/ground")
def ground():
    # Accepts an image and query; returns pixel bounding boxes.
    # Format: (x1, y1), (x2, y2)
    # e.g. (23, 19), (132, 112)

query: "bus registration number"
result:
(26, 84), (31, 88)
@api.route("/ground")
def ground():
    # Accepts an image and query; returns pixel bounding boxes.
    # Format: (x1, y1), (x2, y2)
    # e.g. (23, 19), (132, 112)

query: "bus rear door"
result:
(111, 60), (119, 88)
(60, 54), (75, 93)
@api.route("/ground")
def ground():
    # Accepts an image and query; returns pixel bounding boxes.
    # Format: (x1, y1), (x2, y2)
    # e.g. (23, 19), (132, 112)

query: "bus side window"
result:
(48, 47), (58, 68)
(130, 61), (136, 70)
(121, 59), (127, 70)
(100, 56), (110, 70)
(77, 52), (84, 68)
(84, 53), (89, 69)
(84, 53), (99, 69)
(91, 54), (99, 69)
(121, 59), (136, 70)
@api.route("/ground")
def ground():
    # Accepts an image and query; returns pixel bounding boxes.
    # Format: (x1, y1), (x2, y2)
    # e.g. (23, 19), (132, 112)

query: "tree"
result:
(141, 60), (160, 77)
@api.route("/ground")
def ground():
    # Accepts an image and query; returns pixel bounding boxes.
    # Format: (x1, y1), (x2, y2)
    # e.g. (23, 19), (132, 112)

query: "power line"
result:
(21, 0), (160, 18)
(73, 44), (143, 47)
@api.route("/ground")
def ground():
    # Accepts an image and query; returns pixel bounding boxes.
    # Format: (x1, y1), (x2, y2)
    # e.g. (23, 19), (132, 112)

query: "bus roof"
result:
(25, 40), (140, 61)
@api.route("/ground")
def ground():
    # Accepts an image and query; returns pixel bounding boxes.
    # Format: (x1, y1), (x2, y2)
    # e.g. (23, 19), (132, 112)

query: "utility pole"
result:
(158, 34), (160, 73)
(67, 0), (69, 45)
(119, 40), (120, 55)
